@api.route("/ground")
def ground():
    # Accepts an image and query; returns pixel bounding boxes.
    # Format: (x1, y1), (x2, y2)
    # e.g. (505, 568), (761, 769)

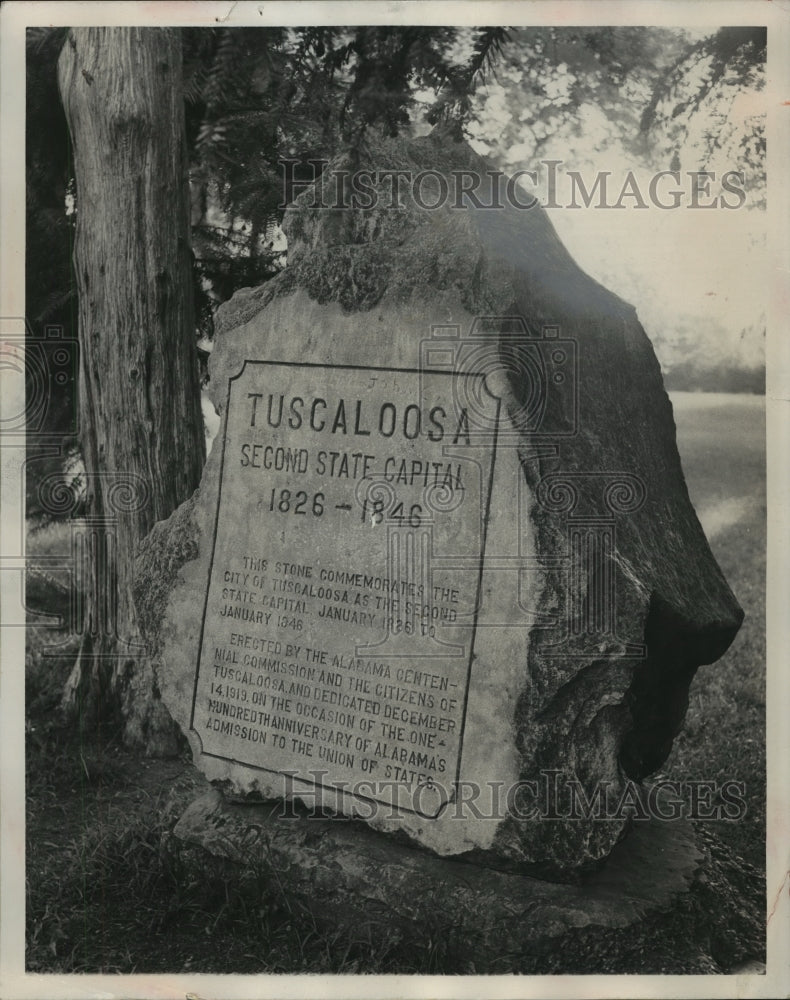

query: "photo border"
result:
(2, 2), (787, 998)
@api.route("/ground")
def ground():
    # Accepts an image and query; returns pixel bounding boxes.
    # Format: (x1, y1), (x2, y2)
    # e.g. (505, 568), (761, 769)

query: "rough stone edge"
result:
(173, 788), (765, 973)
(173, 786), (702, 957)
(134, 491), (201, 661)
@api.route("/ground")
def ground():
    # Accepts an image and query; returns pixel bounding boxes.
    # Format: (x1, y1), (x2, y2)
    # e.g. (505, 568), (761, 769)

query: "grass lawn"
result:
(664, 392), (765, 874)
(24, 391), (766, 974)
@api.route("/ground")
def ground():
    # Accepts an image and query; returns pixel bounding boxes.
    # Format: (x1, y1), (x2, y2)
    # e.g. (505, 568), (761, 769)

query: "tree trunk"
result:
(58, 28), (205, 753)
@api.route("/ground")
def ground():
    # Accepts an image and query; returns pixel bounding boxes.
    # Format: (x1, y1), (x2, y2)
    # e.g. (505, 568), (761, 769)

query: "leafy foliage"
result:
(181, 25), (514, 310)
(466, 26), (765, 203)
(24, 24), (521, 517)
(465, 28), (685, 160)
(25, 24), (767, 457)
(27, 24), (766, 328)
(25, 28), (81, 517)
(639, 28), (766, 204)
(26, 29), (74, 339)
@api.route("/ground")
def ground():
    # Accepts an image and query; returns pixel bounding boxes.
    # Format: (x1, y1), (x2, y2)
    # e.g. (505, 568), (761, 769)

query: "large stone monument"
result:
(135, 127), (743, 902)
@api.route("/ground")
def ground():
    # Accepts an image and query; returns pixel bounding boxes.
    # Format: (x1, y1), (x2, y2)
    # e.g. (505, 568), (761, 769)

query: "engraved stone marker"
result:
(193, 360), (499, 817)
(135, 127), (743, 875)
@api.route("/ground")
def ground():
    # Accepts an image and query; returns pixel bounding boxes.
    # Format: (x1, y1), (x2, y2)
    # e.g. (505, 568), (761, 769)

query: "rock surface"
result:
(135, 127), (742, 875)
(172, 787), (764, 973)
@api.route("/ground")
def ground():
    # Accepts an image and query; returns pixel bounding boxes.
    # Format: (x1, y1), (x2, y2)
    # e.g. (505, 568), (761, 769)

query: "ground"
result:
(23, 391), (766, 974)
(664, 392), (766, 875)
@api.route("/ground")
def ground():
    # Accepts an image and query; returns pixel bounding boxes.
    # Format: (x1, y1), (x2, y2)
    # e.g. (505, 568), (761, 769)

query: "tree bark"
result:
(58, 28), (205, 752)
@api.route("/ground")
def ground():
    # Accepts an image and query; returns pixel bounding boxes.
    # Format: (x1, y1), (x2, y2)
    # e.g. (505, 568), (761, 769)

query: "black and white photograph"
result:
(1, 1), (788, 997)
